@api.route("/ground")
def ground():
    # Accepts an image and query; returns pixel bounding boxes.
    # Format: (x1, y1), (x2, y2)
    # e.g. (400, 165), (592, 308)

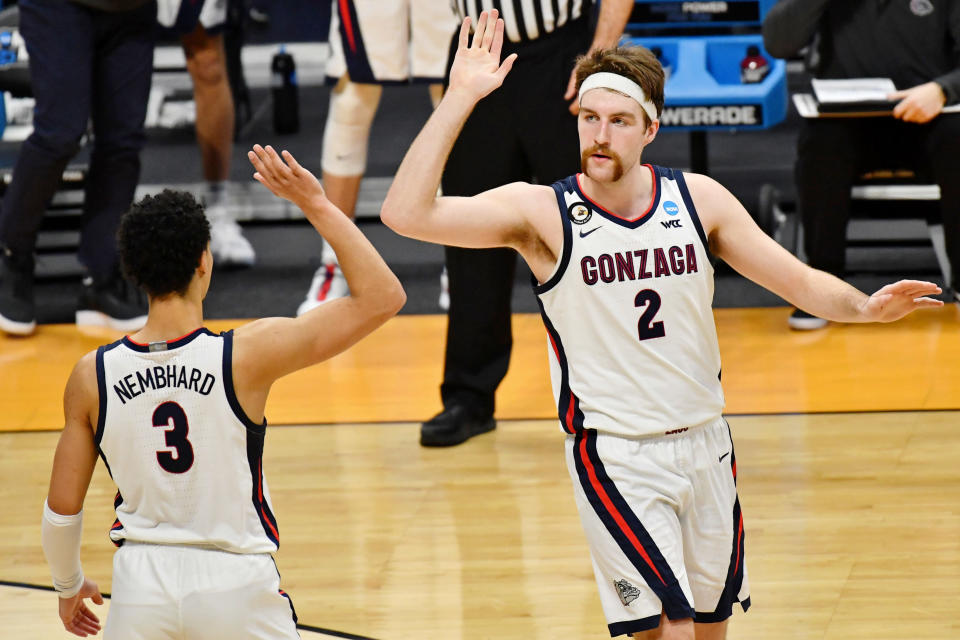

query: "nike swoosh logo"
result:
(718, 451), (730, 463)
(579, 227), (601, 238)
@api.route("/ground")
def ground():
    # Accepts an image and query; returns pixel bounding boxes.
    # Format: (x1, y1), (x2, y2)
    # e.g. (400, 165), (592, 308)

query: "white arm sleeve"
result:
(41, 500), (84, 599)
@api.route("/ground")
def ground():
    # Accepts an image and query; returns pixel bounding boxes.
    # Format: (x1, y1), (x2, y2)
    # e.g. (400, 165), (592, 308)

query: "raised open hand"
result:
(859, 279), (943, 322)
(248, 145), (327, 213)
(447, 10), (518, 103)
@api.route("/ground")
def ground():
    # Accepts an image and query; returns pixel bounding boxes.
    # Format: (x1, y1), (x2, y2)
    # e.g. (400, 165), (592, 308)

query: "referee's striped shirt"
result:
(452, 0), (592, 44)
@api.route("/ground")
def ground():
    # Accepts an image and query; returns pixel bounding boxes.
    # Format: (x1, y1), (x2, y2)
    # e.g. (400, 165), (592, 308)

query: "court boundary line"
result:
(4, 407), (959, 434)
(0, 580), (379, 640)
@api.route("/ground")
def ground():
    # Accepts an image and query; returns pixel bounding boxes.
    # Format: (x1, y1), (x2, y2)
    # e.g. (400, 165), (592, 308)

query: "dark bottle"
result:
(740, 45), (769, 84)
(271, 46), (299, 134)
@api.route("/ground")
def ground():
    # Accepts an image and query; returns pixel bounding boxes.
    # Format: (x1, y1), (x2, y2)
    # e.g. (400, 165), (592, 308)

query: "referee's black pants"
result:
(795, 113), (960, 287)
(0, 0), (155, 282)
(439, 19), (589, 418)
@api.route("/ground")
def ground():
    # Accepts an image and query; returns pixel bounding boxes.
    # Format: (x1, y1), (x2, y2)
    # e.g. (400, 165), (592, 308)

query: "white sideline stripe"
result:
(153, 42), (331, 90)
(851, 184), (940, 200)
(134, 177), (390, 221)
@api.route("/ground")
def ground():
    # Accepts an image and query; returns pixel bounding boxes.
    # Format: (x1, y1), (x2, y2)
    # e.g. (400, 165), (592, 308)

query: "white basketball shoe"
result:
(207, 203), (256, 268)
(297, 262), (348, 315)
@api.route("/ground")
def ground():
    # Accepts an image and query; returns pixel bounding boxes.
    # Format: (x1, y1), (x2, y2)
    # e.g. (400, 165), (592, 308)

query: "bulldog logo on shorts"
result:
(568, 202), (593, 225)
(614, 579), (641, 605)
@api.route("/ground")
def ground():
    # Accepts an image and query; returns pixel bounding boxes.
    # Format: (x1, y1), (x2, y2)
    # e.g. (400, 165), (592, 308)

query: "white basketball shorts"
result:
(156, 0), (227, 33)
(326, 0), (457, 83)
(565, 416), (750, 637)
(104, 543), (299, 640)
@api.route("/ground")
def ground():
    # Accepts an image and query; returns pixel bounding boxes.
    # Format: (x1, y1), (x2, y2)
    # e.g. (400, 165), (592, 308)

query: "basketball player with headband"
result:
(381, 10), (943, 638)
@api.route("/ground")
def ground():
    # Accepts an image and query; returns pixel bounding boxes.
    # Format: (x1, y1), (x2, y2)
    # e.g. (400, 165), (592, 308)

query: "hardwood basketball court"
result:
(2, 307), (959, 639)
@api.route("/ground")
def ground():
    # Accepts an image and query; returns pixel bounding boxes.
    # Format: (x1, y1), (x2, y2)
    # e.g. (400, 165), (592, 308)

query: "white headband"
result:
(578, 72), (659, 124)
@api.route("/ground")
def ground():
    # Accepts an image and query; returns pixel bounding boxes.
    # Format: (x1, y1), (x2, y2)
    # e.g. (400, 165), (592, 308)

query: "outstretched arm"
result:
(688, 173), (943, 323)
(44, 352), (104, 637)
(233, 146), (405, 394)
(381, 11), (532, 252)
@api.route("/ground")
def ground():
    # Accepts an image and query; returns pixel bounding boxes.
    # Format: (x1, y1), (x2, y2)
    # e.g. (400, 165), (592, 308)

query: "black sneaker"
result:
(420, 405), (496, 447)
(0, 249), (36, 335)
(788, 308), (827, 330)
(76, 273), (147, 331)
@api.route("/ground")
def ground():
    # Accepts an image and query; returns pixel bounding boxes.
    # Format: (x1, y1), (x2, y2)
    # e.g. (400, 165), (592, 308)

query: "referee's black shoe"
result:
(420, 405), (495, 447)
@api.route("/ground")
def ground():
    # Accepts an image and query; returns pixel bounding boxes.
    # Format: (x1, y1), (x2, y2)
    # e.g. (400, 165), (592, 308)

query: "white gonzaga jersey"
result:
(535, 167), (725, 438)
(95, 329), (279, 554)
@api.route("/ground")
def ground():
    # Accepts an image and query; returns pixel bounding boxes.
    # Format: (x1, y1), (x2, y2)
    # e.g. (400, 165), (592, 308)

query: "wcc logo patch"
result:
(661, 200), (682, 228)
(614, 579), (641, 605)
(568, 202), (593, 225)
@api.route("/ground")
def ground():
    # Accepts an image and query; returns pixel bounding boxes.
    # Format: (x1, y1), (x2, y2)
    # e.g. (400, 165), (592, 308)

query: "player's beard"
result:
(581, 144), (624, 182)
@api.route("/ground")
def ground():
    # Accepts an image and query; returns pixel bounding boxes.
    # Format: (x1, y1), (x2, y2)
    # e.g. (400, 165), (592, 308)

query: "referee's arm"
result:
(565, 0), (634, 111)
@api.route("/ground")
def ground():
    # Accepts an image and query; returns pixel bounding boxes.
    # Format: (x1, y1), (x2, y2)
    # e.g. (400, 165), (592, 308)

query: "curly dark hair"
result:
(117, 190), (211, 298)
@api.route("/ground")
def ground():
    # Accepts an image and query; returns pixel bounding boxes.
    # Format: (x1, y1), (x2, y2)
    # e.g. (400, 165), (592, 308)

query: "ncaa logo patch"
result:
(663, 200), (680, 216)
(568, 202), (593, 225)
(910, 0), (934, 16)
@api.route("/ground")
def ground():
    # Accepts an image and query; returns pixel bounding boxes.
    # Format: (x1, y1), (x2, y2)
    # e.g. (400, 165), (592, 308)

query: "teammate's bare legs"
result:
(296, 76), (380, 314)
(628, 614), (727, 639)
(299, 79), (443, 314)
(182, 22), (255, 267)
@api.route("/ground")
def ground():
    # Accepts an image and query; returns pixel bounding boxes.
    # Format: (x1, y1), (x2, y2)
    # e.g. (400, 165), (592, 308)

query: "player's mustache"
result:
(582, 144), (621, 160)
(581, 144), (624, 180)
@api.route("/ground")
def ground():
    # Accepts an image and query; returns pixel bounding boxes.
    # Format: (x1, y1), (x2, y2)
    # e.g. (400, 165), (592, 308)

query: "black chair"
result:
(758, 170), (950, 288)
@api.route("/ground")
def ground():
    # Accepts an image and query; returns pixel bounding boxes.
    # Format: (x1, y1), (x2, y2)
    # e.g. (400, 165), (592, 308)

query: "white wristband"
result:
(41, 500), (85, 599)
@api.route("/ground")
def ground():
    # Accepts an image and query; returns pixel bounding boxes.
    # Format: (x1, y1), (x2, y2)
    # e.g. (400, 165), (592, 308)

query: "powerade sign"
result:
(629, 1), (764, 25)
(660, 104), (763, 127)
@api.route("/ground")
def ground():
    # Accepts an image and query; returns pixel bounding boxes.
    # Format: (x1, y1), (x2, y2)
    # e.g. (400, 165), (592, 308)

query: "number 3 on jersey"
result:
(153, 402), (195, 473)
(635, 289), (665, 341)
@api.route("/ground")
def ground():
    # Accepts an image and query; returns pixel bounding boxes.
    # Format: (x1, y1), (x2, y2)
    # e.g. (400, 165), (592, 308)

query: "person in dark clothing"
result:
(0, 0), (155, 336)
(763, 0), (960, 330)
(421, 0), (633, 446)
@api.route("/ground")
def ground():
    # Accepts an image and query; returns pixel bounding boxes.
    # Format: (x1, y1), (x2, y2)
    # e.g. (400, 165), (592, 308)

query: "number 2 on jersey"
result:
(153, 402), (195, 473)
(635, 289), (665, 341)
